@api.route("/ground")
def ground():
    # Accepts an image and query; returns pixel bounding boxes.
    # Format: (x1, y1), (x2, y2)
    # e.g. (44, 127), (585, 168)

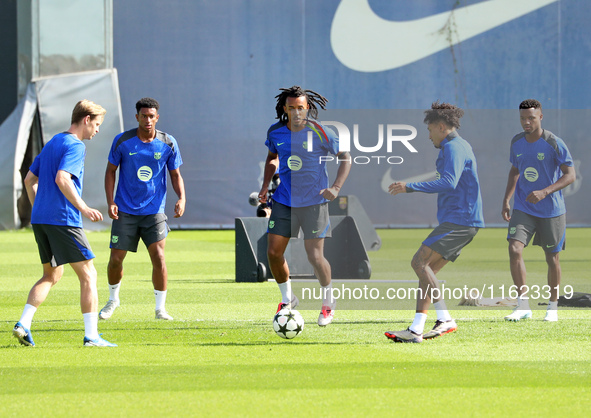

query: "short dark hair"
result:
(275, 86), (328, 123)
(423, 101), (464, 129)
(136, 97), (160, 114)
(519, 99), (542, 110)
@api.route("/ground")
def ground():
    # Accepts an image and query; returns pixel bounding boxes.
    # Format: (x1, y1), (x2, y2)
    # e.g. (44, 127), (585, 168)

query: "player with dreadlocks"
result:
(258, 86), (351, 326)
(385, 101), (484, 343)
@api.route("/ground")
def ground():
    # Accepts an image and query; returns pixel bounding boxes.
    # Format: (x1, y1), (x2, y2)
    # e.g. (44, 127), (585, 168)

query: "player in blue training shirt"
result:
(99, 98), (186, 321)
(258, 86), (351, 326)
(13, 100), (115, 347)
(385, 101), (484, 343)
(502, 99), (575, 322)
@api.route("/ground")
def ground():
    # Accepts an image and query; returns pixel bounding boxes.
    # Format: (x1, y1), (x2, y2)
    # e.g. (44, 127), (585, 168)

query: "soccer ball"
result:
(273, 309), (305, 339)
(248, 192), (260, 206)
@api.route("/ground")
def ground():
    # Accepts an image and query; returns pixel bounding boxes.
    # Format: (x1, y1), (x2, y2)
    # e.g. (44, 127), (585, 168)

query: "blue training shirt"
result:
(109, 129), (183, 215)
(266, 120), (339, 208)
(510, 130), (573, 218)
(406, 131), (485, 228)
(30, 132), (86, 227)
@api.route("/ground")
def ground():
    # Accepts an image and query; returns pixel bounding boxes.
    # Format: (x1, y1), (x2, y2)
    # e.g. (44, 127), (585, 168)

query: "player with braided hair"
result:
(385, 101), (484, 343)
(274, 86), (329, 123)
(259, 86), (351, 326)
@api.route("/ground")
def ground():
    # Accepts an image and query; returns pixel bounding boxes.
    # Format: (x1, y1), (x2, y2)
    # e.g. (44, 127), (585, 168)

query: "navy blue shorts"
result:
(32, 224), (95, 267)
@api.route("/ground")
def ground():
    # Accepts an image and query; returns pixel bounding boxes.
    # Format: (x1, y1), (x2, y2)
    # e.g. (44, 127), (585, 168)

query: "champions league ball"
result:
(273, 309), (305, 339)
(248, 192), (260, 206)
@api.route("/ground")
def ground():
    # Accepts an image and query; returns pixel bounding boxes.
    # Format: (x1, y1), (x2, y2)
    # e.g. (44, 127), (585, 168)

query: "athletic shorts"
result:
(110, 212), (170, 252)
(267, 201), (331, 239)
(32, 224), (95, 267)
(508, 209), (566, 253)
(423, 222), (479, 262)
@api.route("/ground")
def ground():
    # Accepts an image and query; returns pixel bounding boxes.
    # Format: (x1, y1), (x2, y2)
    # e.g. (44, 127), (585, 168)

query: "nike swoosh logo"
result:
(312, 229), (320, 234)
(129, 152), (138, 155)
(517, 154), (523, 157)
(331, 0), (558, 72)
(546, 244), (555, 248)
(381, 169), (437, 193)
(277, 142), (285, 146)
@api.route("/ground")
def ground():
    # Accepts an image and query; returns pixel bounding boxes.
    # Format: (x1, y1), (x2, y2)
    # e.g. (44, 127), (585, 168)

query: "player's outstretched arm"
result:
(259, 151), (279, 204)
(320, 151), (351, 201)
(24, 171), (39, 206)
(55, 170), (103, 222)
(388, 181), (407, 196)
(169, 168), (186, 218)
(502, 165), (520, 221)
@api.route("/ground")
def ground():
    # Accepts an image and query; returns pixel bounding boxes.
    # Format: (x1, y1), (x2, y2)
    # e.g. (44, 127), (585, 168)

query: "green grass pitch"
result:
(1, 228), (590, 417)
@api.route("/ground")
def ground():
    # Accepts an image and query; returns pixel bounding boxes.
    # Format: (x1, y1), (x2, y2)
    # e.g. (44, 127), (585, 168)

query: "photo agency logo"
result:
(307, 119), (419, 165)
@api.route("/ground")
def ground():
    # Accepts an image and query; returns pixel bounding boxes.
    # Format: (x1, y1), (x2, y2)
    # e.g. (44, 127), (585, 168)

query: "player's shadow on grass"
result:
(180, 341), (362, 347)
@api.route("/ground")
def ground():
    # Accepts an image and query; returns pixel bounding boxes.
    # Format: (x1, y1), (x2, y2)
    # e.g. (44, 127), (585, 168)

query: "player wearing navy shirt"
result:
(258, 86), (351, 326)
(13, 100), (115, 347)
(502, 99), (575, 322)
(99, 98), (186, 321)
(385, 102), (484, 343)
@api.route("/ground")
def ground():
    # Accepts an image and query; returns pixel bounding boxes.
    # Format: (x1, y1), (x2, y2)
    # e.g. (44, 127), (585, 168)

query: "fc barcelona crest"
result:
(339, 196), (348, 210)
(537, 153), (545, 161)
(154, 152), (162, 160)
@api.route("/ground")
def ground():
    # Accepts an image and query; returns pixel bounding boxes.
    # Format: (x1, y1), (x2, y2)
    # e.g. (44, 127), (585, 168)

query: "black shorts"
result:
(110, 212), (170, 252)
(422, 222), (479, 262)
(508, 209), (566, 253)
(32, 224), (95, 267)
(267, 201), (331, 239)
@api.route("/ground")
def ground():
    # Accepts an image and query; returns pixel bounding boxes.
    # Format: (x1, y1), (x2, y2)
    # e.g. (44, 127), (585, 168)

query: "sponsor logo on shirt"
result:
(524, 167), (539, 182)
(137, 166), (153, 182)
(287, 155), (303, 171)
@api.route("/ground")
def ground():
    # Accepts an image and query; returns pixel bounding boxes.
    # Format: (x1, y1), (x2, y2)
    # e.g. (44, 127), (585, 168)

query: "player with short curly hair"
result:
(99, 98), (186, 321)
(502, 99), (575, 322)
(385, 101), (484, 343)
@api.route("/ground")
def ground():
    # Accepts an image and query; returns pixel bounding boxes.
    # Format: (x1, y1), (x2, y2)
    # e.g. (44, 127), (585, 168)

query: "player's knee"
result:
(545, 251), (560, 266)
(42, 272), (62, 286)
(508, 241), (523, 258)
(108, 258), (123, 272)
(267, 247), (282, 263)
(151, 255), (166, 270)
(306, 251), (325, 268)
(411, 253), (424, 272)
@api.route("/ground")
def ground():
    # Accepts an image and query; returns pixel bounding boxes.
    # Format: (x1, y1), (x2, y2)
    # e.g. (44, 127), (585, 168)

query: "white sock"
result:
(19, 304), (37, 330)
(518, 295), (530, 310)
(83, 312), (99, 340)
(548, 300), (558, 310)
(154, 290), (167, 311)
(433, 300), (452, 322)
(109, 283), (121, 303)
(321, 283), (335, 308)
(409, 312), (427, 334)
(278, 281), (292, 304)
